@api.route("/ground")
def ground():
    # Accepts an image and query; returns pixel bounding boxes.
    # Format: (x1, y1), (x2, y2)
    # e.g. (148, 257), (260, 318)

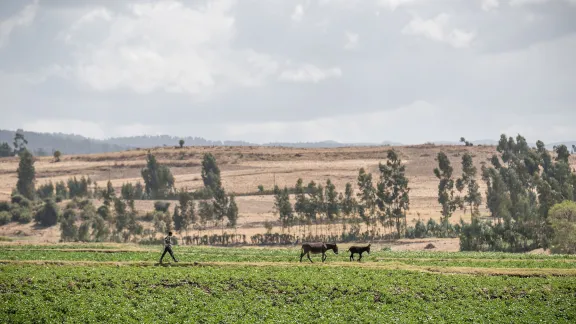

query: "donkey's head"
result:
(367, 244), (371, 254)
(327, 243), (338, 254)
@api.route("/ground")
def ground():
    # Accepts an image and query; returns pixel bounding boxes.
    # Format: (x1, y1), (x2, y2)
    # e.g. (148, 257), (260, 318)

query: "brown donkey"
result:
(299, 242), (338, 263)
(348, 244), (370, 262)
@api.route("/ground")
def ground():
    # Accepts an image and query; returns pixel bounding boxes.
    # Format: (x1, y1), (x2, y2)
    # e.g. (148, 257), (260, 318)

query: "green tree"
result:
(114, 198), (129, 233)
(0, 142), (12, 157)
(434, 152), (458, 231)
(141, 151), (175, 199)
(339, 182), (357, 234)
(101, 180), (116, 207)
(227, 194), (239, 228)
(325, 179), (339, 227)
(377, 149), (410, 238)
(457, 153), (482, 217)
(53, 150), (62, 162)
(78, 221), (91, 242)
(173, 204), (184, 232)
(36, 181), (55, 199)
(212, 185), (229, 234)
(121, 183), (137, 211)
(34, 199), (60, 227)
(179, 139), (185, 148)
(55, 181), (68, 199)
(310, 182), (325, 235)
(176, 190), (196, 236)
(60, 209), (78, 242)
(13, 130), (27, 155)
(198, 200), (214, 229)
(91, 215), (110, 242)
(357, 168), (377, 234)
(548, 200), (576, 254)
(16, 149), (35, 200)
(273, 185), (294, 231)
(201, 153), (221, 194)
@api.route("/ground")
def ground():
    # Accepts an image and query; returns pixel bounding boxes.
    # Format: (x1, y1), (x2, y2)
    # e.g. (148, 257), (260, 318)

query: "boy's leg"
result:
(159, 247), (168, 263)
(168, 247), (178, 262)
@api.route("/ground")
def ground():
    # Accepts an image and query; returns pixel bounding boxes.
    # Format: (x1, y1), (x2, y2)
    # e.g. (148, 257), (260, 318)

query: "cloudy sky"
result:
(0, 0), (575, 144)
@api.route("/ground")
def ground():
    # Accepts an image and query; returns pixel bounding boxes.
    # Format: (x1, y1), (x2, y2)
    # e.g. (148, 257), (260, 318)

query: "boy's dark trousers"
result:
(159, 246), (177, 263)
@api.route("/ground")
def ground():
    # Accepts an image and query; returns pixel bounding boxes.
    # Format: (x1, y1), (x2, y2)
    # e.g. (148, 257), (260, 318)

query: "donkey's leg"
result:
(349, 252), (354, 261)
(307, 252), (313, 263)
(358, 252), (363, 262)
(300, 250), (305, 262)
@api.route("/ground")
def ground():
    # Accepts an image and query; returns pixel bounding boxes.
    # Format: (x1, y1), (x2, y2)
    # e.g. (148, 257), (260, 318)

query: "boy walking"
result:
(159, 231), (179, 263)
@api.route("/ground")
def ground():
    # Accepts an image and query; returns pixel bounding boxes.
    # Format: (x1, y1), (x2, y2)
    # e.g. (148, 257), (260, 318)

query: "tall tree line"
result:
(272, 149), (411, 240)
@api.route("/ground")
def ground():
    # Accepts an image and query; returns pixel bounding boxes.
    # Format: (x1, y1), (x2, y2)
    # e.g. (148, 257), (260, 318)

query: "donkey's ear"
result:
(368, 244), (371, 247)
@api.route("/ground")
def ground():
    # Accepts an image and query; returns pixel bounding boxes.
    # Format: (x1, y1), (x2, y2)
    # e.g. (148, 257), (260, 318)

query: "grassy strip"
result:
(2, 260), (576, 277)
(1, 249), (575, 269)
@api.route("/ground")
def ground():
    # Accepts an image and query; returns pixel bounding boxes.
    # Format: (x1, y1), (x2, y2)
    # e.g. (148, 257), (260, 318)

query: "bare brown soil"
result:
(2, 145), (575, 245)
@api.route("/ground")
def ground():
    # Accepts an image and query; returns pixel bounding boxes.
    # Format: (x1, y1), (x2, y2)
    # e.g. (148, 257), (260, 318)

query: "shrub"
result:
(10, 207), (24, 222)
(548, 201), (576, 254)
(97, 205), (111, 220)
(142, 212), (155, 222)
(0, 211), (11, 225)
(0, 201), (11, 212)
(154, 201), (170, 213)
(78, 221), (91, 242)
(36, 182), (55, 199)
(17, 210), (32, 224)
(34, 199), (60, 227)
(11, 195), (31, 209)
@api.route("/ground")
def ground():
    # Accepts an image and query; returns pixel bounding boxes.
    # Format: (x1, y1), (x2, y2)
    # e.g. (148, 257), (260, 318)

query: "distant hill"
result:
(0, 130), (129, 156)
(1, 129), (574, 155)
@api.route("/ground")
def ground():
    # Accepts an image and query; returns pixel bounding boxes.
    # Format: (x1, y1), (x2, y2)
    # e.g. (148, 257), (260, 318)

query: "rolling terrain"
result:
(1, 144), (575, 245)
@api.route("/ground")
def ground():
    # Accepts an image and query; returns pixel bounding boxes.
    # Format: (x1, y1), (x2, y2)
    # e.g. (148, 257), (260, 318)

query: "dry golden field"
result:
(1, 144), (575, 246)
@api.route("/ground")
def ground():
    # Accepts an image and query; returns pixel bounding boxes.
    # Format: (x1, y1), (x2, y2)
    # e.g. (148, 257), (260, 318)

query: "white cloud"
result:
(481, 0), (500, 11)
(279, 64), (342, 83)
(22, 119), (164, 140)
(376, 0), (421, 11)
(402, 13), (475, 48)
(0, 0), (39, 48)
(509, 0), (576, 6)
(23, 119), (108, 140)
(61, 8), (112, 43)
(344, 31), (359, 50)
(291, 4), (304, 22)
(61, 0), (279, 97)
(225, 100), (439, 143)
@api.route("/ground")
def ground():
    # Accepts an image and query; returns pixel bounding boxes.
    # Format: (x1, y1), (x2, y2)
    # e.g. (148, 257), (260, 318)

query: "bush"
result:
(548, 200), (576, 254)
(10, 207), (24, 222)
(142, 212), (155, 222)
(154, 201), (170, 213)
(0, 211), (11, 225)
(0, 201), (11, 212)
(55, 196), (64, 203)
(97, 205), (111, 220)
(34, 199), (60, 227)
(11, 195), (31, 209)
(17, 210), (32, 224)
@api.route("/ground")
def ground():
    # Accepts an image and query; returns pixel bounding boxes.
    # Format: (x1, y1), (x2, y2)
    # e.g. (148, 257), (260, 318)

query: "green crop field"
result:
(1, 244), (576, 323)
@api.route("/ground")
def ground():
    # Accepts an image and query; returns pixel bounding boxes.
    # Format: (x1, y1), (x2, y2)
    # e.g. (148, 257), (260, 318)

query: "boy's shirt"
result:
(164, 236), (172, 248)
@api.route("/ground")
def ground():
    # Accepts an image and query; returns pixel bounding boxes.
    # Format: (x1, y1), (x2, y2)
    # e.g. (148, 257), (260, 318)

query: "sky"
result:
(0, 0), (575, 144)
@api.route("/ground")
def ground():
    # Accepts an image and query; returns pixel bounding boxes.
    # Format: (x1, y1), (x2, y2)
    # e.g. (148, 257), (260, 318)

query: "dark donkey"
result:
(299, 242), (338, 263)
(348, 244), (371, 262)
